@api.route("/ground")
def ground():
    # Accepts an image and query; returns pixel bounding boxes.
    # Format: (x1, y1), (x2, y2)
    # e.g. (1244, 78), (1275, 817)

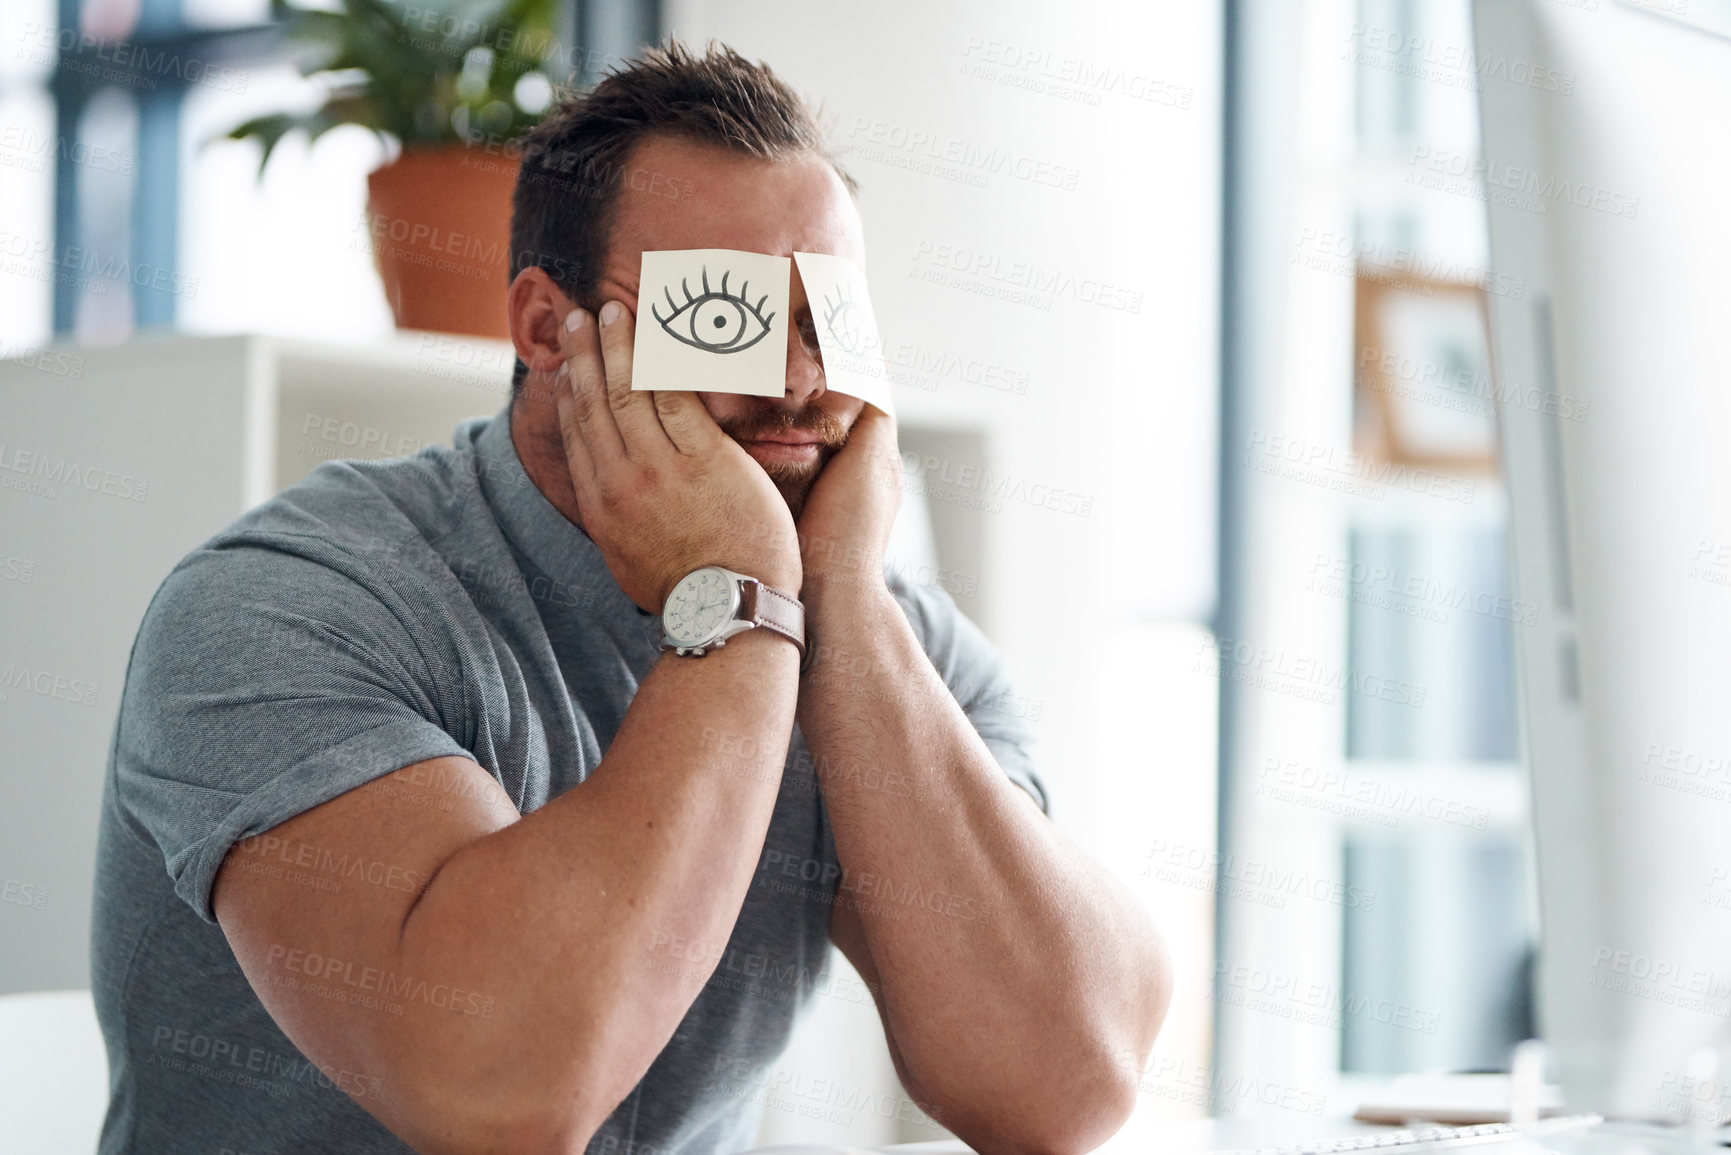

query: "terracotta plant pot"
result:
(365, 144), (521, 339)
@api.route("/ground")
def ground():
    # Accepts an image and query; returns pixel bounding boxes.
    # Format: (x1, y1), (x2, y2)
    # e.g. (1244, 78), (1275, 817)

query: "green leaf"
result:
(221, 112), (313, 179)
(220, 0), (566, 154)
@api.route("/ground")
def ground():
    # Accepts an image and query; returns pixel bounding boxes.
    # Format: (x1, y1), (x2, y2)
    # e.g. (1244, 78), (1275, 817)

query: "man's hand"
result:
(555, 299), (802, 612)
(795, 403), (902, 603)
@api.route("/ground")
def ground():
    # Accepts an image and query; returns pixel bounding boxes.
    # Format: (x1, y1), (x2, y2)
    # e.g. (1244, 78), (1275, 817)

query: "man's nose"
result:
(784, 318), (827, 406)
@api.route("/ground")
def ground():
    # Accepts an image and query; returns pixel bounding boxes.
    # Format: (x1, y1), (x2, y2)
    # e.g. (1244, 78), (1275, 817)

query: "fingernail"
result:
(600, 301), (621, 326)
(564, 309), (585, 333)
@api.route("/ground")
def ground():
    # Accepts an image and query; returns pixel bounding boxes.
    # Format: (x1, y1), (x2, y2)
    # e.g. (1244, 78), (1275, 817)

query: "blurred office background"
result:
(0, 0), (1545, 1147)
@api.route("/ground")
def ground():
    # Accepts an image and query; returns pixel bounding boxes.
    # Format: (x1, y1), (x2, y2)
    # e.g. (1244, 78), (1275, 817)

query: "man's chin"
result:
(760, 463), (818, 520)
(774, 478), (812, 520)
(752, 451), (834, 521)
(735, 437), (840, 521)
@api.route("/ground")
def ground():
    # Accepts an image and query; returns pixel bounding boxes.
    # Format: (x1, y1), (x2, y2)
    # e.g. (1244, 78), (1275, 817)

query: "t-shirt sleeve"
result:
(887, 573), (1051, 816)
(113, 541), (475, 924)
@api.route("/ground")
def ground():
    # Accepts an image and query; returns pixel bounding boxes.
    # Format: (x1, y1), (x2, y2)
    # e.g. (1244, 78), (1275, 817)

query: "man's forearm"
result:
(797, 580), (1170, 1152)
(392, 627), (801, 1146)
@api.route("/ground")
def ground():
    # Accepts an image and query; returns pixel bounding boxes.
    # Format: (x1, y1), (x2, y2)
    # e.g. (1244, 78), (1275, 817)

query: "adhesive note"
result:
(793, 251), (894, 415)
(632, 248), (791, 398)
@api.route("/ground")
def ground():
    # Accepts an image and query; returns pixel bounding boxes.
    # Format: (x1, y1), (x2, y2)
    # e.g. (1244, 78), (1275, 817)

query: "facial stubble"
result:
(717, 407), (850, 521)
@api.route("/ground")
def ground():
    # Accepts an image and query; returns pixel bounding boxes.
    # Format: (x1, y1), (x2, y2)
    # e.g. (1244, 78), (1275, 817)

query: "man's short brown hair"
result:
(507, 38), (858, 396)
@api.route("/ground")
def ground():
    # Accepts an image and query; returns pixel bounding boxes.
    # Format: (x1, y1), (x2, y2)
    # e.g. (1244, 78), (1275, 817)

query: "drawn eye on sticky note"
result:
(653, 266), (777, 353)
(819, 282), (867, 355)
(632, 249), (790, 397)
(793, 251), (893, 415)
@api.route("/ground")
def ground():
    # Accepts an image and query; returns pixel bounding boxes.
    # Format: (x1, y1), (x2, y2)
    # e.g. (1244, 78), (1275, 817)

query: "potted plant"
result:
(228, 0), (563, 339)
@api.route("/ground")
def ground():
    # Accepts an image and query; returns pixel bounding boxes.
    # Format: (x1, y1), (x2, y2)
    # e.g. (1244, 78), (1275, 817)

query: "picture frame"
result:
(1352, 267), (1500, 476)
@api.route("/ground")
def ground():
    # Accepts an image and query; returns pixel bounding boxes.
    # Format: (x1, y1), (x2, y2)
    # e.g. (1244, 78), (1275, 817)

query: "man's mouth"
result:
(722, 409), (849, 475)
(746, 433), (824, 446)
(740, 436), (823, 465)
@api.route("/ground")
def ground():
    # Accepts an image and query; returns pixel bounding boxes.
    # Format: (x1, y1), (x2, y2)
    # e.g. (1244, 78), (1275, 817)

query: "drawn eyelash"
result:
(651, 267), (777, 354)
(821, 284), (866, 356)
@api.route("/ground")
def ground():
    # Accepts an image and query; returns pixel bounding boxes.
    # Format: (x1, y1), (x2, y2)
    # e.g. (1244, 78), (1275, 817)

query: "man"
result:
(91, 40), (1171, 1155)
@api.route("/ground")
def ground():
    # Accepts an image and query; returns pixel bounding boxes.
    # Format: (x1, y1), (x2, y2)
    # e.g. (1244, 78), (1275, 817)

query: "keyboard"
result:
(1217, 1115), (1605, 1155)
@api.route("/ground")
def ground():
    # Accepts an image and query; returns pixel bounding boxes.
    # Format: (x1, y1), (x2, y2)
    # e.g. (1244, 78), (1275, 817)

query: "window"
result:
(1217, 0), (1535, 1105)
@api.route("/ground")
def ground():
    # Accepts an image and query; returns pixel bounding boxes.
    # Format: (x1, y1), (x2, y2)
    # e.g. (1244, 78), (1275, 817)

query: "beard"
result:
(715, 405), (851, 520)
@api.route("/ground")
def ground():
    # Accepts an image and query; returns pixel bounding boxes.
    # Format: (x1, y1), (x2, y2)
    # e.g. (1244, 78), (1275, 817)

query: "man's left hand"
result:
(796, 403), (902, 606)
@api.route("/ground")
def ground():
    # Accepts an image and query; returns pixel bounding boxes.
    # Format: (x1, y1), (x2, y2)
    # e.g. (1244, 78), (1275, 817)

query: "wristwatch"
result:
(660, 566), (806, 662)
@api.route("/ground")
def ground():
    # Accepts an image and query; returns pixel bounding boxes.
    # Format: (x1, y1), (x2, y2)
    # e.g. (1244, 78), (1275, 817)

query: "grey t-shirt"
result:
(90, 402), (1047, 1155)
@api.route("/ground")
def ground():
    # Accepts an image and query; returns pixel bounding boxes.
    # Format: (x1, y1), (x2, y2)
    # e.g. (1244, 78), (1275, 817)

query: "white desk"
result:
(866, 1115), (1706, 1155)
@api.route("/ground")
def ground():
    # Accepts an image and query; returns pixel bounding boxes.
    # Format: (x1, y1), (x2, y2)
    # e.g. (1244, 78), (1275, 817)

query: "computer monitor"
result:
(1475, 0), (1731, 1123)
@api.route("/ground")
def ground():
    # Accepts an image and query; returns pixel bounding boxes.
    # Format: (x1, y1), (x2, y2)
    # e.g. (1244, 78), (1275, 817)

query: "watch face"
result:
(664, 568), (737, 645)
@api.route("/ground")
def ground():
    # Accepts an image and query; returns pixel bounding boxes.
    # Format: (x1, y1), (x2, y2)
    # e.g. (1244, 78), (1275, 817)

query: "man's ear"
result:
(507, 267), (576, 379)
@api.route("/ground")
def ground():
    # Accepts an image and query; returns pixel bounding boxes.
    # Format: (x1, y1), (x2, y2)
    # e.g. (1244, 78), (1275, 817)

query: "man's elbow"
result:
(961, 1060), (1143, 1155)
(1010, 950), (1173, 1153)
(1037, 1065), (1142, 1154)
(923, 1028), (1149, 1155)
(444, 1117), (591, 1155)
(1124, 913), (1177, 1061)
(385, 1089), (592, 1155)
(380, 1048), (614, 1155)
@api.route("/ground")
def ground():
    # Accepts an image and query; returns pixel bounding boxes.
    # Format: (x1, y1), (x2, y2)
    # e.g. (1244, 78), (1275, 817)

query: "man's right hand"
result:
(554, 298), (801, 613)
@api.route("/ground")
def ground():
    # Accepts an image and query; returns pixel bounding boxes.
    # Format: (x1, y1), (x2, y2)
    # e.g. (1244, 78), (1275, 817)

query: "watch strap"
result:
(739, 579), (805, 659)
